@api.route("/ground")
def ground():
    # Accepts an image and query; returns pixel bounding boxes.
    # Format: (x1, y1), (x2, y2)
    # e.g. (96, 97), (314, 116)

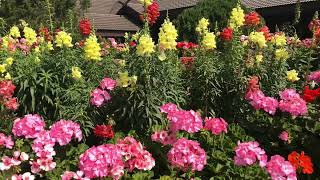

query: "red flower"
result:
(0, 80), (16, 99)
(315, 27), (320, 39)
(245, 12), (260, 26)
(147, 1), (160, 25)
(176, 42), (186, 49)
(94, 125), (114, 139)
(180, 57), (195, 69)
(79, 18), (92, 36)
(288, 151), (313, 174)
(4, 97), (18, 111)
(129, 41), (137, 47)
(38, 27), (52, 41)
(259, 26), (271, 40)
(303, 86), (320, 103)
(308, 19), (320, 31)
(221, 27), (233, 41)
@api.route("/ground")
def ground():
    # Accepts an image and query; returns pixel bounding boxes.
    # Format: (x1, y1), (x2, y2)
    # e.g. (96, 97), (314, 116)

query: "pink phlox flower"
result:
(90, 88), (111, 107)
(12, 114), (46, 139)
(234, 141), (268, 168)
(307, 71), (320, 83)
(279, 131), (289, 142)
(279, 89), (307, 117)
(0, 155), (21, 171)
(266, 155), (297, 180)
(99, 77), (117, 91)
(169, 110), (203, 133)
(151, 130), (177, 145)
(0, 133), (14, 149)
(49, 119), (83, 146)
(204, 117), (228, 135)
(62, 171), (90, 180)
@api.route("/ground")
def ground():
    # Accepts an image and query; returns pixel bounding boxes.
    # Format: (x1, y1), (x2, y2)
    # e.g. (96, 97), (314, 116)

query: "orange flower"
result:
(288, 151), (313, 175)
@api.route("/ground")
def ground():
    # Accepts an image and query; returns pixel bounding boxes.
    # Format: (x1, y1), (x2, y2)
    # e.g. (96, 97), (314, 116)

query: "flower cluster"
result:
(167, 138), (207, 171)
(55, 31), (73, 48)
(158, 19), (178, 50)
(139, 0), (152, 7)
(94, 125), (114, 139)
(303, 85), (320, 103)
(136, 34), (155, 56)
(151, 130), (177, 146)
(272, 33), (287, 47)
(220, 27), (233, 41)
(146, 1), (160, 25)
(196, 18), (209, 35)
(288, 151), (313, 174)
(12, 114), (46, 139)
(23, 27), (37, 45)
(79, 18), (91, 36)
(0, 151), (29, 171)
(9, 26), (20, 38)
(229, 5), (245, 29)
(275, 48), (289, 61)
(248, 31), (266, 48)
(202, 32), (216, 49)
(176, 41), (198, 49)
(279, 89), (307, 117)
(204, 117), (228, 135)
(84, 34), (101, 61)
(0, 132), (14, 149)
(11, 172), (35, 180)
(279, 131), (289, 142)
(0, 80), (19, 110)
(234, 141), (268, 167)
(307, 70), (320, 83)
(266, 155), (297, 180)
(71, 66), (82, 80)
(245, 12), (260, 26)
(62, 171), (89, 180)
(49, 119), (82, 146)
(90, 77), (116, 107)
(116, 72), (137, 89)
(38, 27), (52, 41)
(287, 70), (300, 82)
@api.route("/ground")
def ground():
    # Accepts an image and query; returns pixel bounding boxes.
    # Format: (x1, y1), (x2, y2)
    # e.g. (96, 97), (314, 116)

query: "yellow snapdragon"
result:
(229, 5), (245, 29)
(5, 73), (11, 80)
(272, 33), (287, 47)
(23, 27), (37, 45)
(158, 19), (178, 50)
(72, 66), (82, 80)
(136, 34), (155, 56)
(202, 32), (216, 49)
(139, 0), (152, 6)
(55, 31), (73, 48)
(196, 18), (209, 35)
(248, 31), (266, 48)
(84, 35), (101, 61)
(0, 64), (6, 73)
(5, 57), (14, 66)
(9, 26), (20, 38)
(287, 70), (299, 82)
(275, 48), (289, 61)
(117, 72), (137, 88)
(255, 54), (263, 63)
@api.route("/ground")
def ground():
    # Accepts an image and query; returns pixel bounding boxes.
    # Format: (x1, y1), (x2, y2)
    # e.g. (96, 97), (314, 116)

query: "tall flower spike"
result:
(158, 19), (178, 50)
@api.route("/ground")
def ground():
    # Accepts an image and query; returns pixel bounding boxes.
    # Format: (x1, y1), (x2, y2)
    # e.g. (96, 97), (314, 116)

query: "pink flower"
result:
(32, 131), (56, 159)
(307, 71), (320, 83)
(99, 77), (117, 91)
(246, 90), (278, 115)
(90, 88), (111, 107)
(0, 133), (14, 149)
(261, 97), (278, 115)
(160, 103), (178, 114)
(168, 110), (203, 133)
(279, 89), (307, 117)
(79, 144), (124, 179)
(4, 97), (19, 110)
(11, 172), (35, 180)
(266, 155), (297, 180)
(0, 80), (16, 98)
(49, 119), (83, 146)
(151, 130), (177, 145)
(279, 131), (289, 142)
(204, 117), (228, 135)
(234, 141), (268, 167)
(0, 155), (21, 171)
(61, 171), (89, 180)
(167, 138), (207, 171)
(12, 114), (46, 139)
(117, 137), (155, 171)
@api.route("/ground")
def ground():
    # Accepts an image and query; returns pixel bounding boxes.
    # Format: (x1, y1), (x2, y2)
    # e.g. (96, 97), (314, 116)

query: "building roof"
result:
(241, 0), (317, 9)
(158, 0), (200, 11)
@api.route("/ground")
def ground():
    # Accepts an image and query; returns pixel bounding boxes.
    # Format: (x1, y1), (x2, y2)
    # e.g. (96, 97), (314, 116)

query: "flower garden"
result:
(0, 1), (319, 180)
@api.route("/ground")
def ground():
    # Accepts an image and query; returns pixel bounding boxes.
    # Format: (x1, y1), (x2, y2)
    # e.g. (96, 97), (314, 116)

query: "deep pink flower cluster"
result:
(160, 103), (203, 133)
(151, 130), (177, 145)
(61, 171), (90, 180)
(50, 119), (83, 146)
(245, 89), (279, 115)
(79, 144), (125, 179)
(204, 117), (228, 135)
(234, 141), (268, 168)
(0, 151), (29, 171)
(307, 70), (320, 83)
(279, 131), (289, 142)
(266, 155), (297, 180)
(279, 89), (307, 117)
(0, 132), (14, 149)
(90, 77), (116, 107)
(0, 80), (19, 111)
(167, 138), (207, 171)
(117, 137), (155, 171)
(12, 114), (46, 139)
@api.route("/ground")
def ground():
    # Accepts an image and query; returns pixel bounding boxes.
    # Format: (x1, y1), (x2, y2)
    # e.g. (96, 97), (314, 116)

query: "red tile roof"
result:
(241, 0), (317, 9)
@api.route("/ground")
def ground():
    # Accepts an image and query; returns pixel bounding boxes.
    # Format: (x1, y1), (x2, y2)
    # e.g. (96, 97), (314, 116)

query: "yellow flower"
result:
(35, 57), (41, 63)
(229, 5), (245, 29)
(117, 72), (137, 88)
(275, 48), (289, 61)
(139, 0), (152, 6)
(47, 41), (54, 51)
(136, 34), (155, 56)
(248, 31), (266, 48)
(158, 19), (178, 50)
(272, 33), (287, 47)
(55, 31), (73, 48)
(84, 35), (101, 61)
(202, 32), (216, 49)
(158, 51), (167, 61)
(256, 54), (263, 63)
(34, 46), (40, 53)
(118, 60), (126, 67)
(0, 64), (6, 73)
(196, 18), (209, 35)
(287, 70), (300, 82)
(9, 26), (20, 38)
(72, 66), (82, 80)
(5, 57), (14, 66)
(23, 27), (37, 45)
(5, 73), (11, 80)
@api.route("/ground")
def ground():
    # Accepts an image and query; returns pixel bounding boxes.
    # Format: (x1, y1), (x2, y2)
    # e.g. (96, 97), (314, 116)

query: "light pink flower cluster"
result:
(49, 119), (83, 146)
(0, 151), (29, 171)
(167, 138), (207, 171)
(79, 144), (124, 179)
(266, 155), (297, 180)
(151, 130), (177, 145)
(90, 77), (117, 107)
(234, 141), (268, 167)
(204, 117), (228, 135)
(117, 137), (155, 172)
(245, 89), (278, 115)
(0, 132), (14, 149)
(12, 114), (46, 139)
(279, 131), (289, 142)
(61, 171), (89, 180)
(307, 70), (320, 83)
(279, 89), (307, 117)
(160, 103), (203, 133)
(11, 172), (35, 180)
